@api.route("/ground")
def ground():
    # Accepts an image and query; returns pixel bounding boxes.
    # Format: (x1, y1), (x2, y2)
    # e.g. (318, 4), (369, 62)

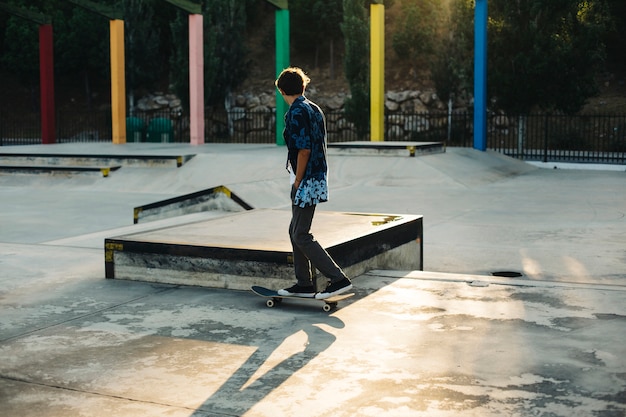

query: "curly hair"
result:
(275, 67), (311, 95)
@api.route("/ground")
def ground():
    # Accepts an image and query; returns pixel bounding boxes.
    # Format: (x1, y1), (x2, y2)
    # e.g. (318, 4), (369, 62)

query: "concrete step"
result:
(0, 152), (195, 168)
(328, 141), (445, 157)
(105, 209), (423, 291)
(0, 164), (121, 177)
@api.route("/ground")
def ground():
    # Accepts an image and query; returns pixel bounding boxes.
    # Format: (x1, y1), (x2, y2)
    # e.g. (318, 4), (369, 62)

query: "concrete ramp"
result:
(133, 185), (253, 224)
(105, 209), (423, 290)
(420, 148), (538, 187)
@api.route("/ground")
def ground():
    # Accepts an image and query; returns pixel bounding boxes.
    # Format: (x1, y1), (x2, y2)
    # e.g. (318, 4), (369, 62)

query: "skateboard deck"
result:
(251, 285), (354, 312)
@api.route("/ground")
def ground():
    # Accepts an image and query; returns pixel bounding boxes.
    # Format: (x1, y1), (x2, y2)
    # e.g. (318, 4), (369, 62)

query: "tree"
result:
(290, 0), (343, 77)
(430, 0), (474, 105)
(488, 0), (611, 114)
(0, 14), (39, 86)
(205, 0), (251, 107)
(341, 0), (369, 139)
(0, 0), (67, 111)
(604, 0), (626, 72)
(168, 11), (189, 110)
(170, 0), (251, 113)
(0, 0), (113, 110)
(121, 0), (162, 112)
(53, 6), (109, 109)
(392, 0), (445, 71)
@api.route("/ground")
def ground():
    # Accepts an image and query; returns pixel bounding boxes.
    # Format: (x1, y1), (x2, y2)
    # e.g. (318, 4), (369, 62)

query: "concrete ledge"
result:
(0, 153), (195, 168)
(0, 165), (121, 177)
(328, 141), (444, 157)
(105, 210), (423, 290)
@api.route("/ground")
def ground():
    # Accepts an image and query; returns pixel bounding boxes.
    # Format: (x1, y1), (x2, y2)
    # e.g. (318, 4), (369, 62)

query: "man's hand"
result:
(295, 149), (311, 188)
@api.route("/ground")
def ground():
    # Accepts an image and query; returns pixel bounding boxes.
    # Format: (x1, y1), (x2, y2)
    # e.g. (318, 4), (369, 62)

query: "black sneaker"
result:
(277, 283), (316, 298)
(315, 278), (353, 299)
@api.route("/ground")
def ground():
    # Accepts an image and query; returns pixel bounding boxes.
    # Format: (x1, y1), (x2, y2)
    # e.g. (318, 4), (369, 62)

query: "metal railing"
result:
(2, 109), (625, 164)
(489, 113), (626, 164)
(0, 110), (185, 146)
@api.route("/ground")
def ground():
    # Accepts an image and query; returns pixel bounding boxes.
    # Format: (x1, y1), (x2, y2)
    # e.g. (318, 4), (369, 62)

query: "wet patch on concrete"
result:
(509, 291), (585, 311)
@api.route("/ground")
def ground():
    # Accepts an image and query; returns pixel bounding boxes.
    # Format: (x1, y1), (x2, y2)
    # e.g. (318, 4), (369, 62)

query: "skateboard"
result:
(251, 285), (354, 312)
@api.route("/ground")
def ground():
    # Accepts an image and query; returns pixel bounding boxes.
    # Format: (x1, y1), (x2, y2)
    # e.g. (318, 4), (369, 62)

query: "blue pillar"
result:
(474, 0), (487, 151)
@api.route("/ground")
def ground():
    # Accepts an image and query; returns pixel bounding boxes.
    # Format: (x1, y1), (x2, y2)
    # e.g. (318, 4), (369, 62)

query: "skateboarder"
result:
(275, 67), (352, 300)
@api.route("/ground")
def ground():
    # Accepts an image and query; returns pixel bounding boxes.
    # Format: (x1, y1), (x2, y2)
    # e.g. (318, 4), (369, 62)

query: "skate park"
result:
(0, 142), (625, 416)
(0, 0), (625, 414)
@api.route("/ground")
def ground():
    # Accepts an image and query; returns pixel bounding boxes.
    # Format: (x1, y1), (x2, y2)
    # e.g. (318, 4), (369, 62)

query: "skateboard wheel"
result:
(323, 303), (335, 312)
(266, 299), (275, 308)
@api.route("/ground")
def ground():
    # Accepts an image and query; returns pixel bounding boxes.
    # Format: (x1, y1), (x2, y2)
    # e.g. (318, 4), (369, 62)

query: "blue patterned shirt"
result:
(284, 96), (329, 208)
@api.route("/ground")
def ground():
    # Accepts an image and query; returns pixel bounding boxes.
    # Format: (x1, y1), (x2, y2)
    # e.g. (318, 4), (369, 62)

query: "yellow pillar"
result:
(370, 3), (385, 141)
(110, 19), (126, 144)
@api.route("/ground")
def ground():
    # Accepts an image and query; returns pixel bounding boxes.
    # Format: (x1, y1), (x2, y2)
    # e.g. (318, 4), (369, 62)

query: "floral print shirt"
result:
(284, 96), (329, 208)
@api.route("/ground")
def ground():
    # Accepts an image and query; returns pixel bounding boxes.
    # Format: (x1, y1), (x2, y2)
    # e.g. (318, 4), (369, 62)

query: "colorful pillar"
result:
(370, 3), (385, 142)
(474, 0), (488, 151)
(189, 14), (204, 145)
(110, 19), (126, 144)
(275, 8), (290, 146)
(39, 24), (55, 144)
(0, 4), (55, 145)
(160, 1), (203, 144)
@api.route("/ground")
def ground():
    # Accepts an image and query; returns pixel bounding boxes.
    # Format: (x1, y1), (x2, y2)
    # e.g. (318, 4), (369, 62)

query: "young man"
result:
(275, 67), (352, 300)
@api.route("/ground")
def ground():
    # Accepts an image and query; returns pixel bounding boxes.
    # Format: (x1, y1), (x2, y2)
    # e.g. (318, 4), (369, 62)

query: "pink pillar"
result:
(189, 14), (204, 145)
(39, 24), (55, 144)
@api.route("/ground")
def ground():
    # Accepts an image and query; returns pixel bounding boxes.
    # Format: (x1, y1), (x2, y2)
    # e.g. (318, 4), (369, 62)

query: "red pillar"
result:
(39, 24), (55, 144)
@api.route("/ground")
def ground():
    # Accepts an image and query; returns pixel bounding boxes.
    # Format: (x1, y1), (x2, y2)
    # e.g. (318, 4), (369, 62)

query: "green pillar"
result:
(275, 9), (289, 146)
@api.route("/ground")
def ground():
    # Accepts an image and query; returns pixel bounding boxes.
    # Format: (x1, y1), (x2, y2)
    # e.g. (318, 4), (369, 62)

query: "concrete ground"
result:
(0, 143), (625, 416)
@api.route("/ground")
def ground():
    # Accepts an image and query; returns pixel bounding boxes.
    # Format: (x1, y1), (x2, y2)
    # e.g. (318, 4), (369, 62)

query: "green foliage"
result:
(171, 0), (251, 110)
(0, 0), (113, 108)
(204, 0), (251, 106)
(431, 0), (612, 114)
(488, 0), (611, 114)
(53, 8), (108, 76)
(168, 11), (189, 109)
(341, 0), (369, 138)
(290, 0), (343, 69)
(0, 0), (622, 120)
(53, 7), (109, 108)
(430, 0), (474, 103)
(122, 0), (162, 100)
(605, 0), (626, 71)
(392, 0), (444, 63)
(0, 0), (61, 84)
(1, 13), (39, 85)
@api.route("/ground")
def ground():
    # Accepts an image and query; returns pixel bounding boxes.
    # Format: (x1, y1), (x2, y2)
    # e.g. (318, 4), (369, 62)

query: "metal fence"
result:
(1, 109), (625, 164)
(0, 110), (185, 146)
(488, 113), (626, 164)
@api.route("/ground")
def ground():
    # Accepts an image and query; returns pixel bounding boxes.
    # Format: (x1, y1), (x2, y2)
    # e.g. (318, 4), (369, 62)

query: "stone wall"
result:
(135, 88), (472, 141)
(230, 88), (463, 141)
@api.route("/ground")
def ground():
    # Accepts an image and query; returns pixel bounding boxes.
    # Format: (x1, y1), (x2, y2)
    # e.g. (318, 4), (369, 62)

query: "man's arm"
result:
(294, 148), (311, 188)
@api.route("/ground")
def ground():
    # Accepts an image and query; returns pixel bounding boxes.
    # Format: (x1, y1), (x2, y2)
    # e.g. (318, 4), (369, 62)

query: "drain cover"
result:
(491, 271), (523, 278)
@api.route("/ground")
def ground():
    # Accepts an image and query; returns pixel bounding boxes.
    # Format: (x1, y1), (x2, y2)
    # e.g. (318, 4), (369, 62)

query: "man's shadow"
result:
(190, 310), (345, 416)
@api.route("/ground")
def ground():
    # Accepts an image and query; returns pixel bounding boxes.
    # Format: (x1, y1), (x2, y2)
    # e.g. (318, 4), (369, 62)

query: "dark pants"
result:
(290, 187), (347, 287)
